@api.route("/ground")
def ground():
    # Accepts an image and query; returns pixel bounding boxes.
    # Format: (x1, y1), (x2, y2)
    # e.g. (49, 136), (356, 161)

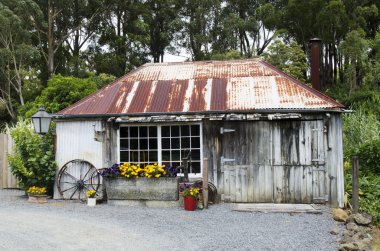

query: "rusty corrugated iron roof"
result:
(59, 59), (344, 116)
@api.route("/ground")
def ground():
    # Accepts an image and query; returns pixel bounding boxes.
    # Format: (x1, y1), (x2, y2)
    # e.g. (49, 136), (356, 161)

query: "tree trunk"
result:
(73, 0), (80, 76)
(47, 0), (55, 79)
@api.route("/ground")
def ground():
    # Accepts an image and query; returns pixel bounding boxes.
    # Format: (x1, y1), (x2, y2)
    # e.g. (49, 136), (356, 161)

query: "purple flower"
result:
(100, 163), (121, 177)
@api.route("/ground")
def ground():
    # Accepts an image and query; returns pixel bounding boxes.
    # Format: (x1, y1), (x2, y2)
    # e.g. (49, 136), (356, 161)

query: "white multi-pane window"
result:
(119, 124), (202, 175)
(119, 126), (158, 165)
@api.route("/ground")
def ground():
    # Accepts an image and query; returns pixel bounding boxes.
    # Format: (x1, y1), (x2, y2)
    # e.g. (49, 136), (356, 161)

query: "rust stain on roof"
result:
(59, 59), (344, 116)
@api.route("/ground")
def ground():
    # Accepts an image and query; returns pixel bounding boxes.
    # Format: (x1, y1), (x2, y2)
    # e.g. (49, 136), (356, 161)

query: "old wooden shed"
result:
(55, 59), (345, 207)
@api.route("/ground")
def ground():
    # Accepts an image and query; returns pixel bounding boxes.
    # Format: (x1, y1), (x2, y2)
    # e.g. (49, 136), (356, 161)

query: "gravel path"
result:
(0, 189), (339, 251)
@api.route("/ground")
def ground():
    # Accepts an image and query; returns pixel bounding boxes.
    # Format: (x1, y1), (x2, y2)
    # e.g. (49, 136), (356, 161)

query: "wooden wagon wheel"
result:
(57, 159), (100, 201)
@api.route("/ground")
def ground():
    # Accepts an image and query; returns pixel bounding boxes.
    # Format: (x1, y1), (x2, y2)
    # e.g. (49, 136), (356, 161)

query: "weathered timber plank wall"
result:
(326, 114), (344, 207)
(202, 113), (344, 205)
(0, 134), (18, 188)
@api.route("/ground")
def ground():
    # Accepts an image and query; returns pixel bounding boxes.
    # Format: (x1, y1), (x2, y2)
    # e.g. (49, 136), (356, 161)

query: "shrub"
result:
(357, 139), (380, 175)
(6, 120), (56, 192)
(358, 175), (380, 225)
(345, 171), (380, 225)
(343, 107), (380, 156)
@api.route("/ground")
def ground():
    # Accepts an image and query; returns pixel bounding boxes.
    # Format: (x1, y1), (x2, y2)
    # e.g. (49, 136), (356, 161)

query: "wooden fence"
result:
(0, 133), (18, 188)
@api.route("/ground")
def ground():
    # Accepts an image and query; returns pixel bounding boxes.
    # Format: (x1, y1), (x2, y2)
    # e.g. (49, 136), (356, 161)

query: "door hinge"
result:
(220, 127), (235, 134)
(312, 159), (325, 162)
(221, 156), (235, 165)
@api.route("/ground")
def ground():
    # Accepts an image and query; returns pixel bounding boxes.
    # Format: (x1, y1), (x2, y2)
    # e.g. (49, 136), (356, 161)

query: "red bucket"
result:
(184, 196), (197, 211)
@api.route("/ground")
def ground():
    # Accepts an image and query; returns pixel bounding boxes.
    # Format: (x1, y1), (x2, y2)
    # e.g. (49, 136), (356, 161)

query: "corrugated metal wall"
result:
(0, 134), (18, 188)
(54, 120), (104, 198)
(56, 120), (104, 169)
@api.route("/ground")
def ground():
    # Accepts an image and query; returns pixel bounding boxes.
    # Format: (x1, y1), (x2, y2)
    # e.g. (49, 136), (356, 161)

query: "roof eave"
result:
(54, 108), (346, 119)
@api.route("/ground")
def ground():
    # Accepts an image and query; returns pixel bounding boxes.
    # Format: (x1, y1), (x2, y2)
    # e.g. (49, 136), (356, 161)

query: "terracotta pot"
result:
(184, 196), (196, 211)
(28, 195), (48, 203)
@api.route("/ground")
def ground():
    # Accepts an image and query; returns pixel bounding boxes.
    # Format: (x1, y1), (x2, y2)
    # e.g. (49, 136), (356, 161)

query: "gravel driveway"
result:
(0, 189), (339, 251)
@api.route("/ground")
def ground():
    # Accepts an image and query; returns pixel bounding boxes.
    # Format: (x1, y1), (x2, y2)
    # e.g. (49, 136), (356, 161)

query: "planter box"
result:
(104, 177), (182, 201)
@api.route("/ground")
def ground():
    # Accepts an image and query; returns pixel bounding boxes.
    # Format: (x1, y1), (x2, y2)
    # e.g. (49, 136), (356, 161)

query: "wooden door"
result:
(220, 120), (326, 203)
(272, 120), (326, 203)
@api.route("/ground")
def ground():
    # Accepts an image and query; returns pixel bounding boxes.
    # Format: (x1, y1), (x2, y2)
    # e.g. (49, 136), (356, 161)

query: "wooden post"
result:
(203, 158), (209, 209)
(352, 156), (359, 213)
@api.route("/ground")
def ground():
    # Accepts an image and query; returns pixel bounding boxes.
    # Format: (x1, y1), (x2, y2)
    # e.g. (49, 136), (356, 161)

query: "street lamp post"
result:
(32, 106), (52, 135)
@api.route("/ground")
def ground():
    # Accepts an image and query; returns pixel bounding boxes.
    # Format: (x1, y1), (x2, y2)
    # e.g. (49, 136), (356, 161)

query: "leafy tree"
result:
(86, 0), (149, 77)
(262, 39), (307, 82)
(0, 1), (40, 119)
(210, 50), (244, 60)
(143, 0), (182, 63)
(178, 0), (220, 60)
(19, 74), (98, 118)
(30, 0), (106, 80)
(91, 73), (116, 89)
(339, 29), (369, 93)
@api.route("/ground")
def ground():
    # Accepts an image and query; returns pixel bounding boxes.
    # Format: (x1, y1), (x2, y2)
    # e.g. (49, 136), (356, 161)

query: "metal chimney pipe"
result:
(310, 38), (322, 91)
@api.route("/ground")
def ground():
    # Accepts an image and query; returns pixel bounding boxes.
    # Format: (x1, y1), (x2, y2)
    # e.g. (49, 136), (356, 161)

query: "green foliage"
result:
(210, 50), (244, 60)
(342, 107), (380, 156)
(19, 74), (98, 117)
(6, 119), (56, 192)
(262, 40), (307, 82)
(345, 172), (380, 225)
(91, 73), (116, 89)
(347, 90), (380, 117)
(341, 87), (380, 226)
(143, 0), (182, 62)
(357, 140), (380, 175)
(177, 0), (219, 60)
(0, 1), (40, 119)
(340, 29), (370, 61)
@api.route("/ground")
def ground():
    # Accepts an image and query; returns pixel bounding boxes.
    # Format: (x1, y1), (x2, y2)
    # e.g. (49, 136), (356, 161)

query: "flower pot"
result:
(184, 196), (196, 211)
(28, 195), (48, 203)
(87, 198), (96, 206)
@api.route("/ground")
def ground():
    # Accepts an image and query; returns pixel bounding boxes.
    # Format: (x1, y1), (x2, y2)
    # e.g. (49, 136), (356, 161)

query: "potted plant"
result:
(87, 190), (96, 206)
(27, 186), (48, 203)
(181, 186), (200, 211)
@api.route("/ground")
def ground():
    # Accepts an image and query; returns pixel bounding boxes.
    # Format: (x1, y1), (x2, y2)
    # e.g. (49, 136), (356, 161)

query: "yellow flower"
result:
(344, 161), (351, 170)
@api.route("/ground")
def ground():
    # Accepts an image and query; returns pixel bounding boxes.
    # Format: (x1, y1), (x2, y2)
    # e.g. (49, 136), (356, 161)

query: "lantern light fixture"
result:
(32, 106), (52, 135)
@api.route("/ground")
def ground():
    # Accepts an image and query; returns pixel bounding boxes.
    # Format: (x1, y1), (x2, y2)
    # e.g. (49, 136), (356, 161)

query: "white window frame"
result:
(117, 123), (203, 178)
